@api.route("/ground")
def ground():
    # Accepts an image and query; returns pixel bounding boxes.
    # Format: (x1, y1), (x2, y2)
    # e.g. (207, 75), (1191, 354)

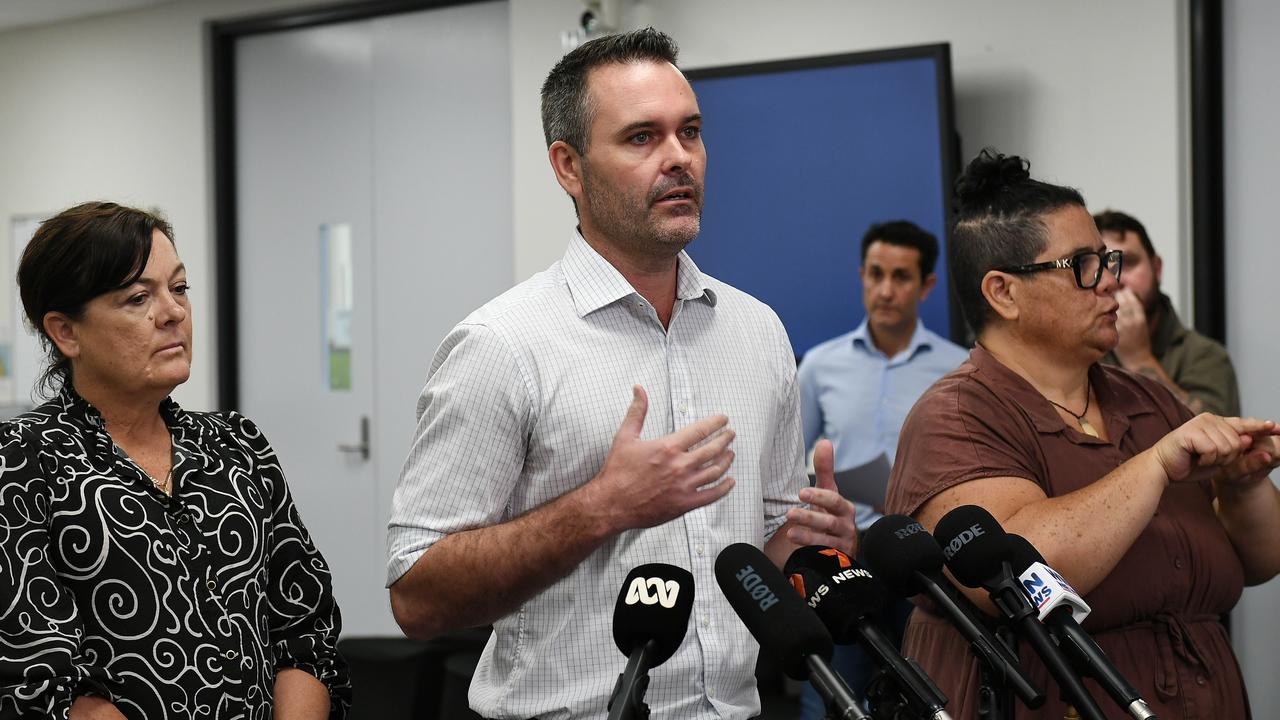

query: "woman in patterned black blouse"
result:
(0, 203), (350, 719)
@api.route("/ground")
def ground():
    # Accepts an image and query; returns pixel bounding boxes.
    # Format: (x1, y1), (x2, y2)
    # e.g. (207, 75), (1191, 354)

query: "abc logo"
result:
(626, 577), (681, 609)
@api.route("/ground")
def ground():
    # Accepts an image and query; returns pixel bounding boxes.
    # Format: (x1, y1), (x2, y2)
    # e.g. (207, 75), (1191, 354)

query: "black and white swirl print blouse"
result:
(0, 387), (351, 719)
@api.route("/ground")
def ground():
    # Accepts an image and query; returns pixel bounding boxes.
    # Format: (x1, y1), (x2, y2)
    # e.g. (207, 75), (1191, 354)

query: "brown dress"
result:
(885, 346), (1250, 720)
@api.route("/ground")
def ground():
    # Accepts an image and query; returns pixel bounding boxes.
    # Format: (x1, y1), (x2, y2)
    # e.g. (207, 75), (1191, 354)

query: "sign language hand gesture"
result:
(586, 386), (737, 532)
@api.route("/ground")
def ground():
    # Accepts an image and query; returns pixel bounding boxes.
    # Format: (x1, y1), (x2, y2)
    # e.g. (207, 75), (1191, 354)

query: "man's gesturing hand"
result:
(784, 439), (858, 556)
(586, 386), (736, 532)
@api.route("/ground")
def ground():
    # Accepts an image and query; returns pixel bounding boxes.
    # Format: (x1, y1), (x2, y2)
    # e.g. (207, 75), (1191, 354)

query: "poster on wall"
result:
(9, 214), (49, 410)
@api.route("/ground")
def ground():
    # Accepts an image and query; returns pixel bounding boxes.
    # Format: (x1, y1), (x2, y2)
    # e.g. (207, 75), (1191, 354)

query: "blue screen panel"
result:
(688, 51), (952, 357)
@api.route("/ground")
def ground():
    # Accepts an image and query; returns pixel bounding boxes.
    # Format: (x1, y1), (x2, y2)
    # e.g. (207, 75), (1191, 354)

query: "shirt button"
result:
(695, 545), (705, 556)
(206, 580), (217, 591)
(678, 402), (688, 415)
(224, 650), (237, 660)
(1174, 558), (1184, 569)
(1196, 675), (1207, 686)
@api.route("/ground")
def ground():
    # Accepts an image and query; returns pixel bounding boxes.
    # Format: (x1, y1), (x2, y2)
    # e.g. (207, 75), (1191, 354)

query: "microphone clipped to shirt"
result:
(1005, 534), (1158, 720)
(607, 563), (695, 720)
(714, 542), (869, 719)
(861, 514), (1045, 711)
(784, 545), (952, 720)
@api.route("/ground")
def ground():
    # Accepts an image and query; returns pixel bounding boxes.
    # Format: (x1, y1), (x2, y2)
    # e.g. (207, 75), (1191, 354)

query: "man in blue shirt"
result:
(795, 220), (967, 717)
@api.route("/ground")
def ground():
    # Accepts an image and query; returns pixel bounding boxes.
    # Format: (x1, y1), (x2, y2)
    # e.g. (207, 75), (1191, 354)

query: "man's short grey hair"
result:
(540, 27), (680, 155)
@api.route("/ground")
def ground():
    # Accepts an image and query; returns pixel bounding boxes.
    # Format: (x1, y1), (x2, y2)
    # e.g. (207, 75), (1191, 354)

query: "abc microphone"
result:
(714, 543), (869, 720)
(936, 506), (1107, 720)
(862, 515), (1045, 711)
(784, 546), (952, 720)
(607, 563), (695, 720)
(1006, 535), (1158, 720)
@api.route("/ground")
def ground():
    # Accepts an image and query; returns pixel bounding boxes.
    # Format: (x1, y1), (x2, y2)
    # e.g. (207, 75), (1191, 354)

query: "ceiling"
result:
(0, 0), (176, 33)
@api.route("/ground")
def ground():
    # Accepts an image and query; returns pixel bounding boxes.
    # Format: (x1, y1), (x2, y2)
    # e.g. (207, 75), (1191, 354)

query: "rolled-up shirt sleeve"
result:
(0, 426), (114, 719)
(386, 322), (533, 586)
(231, 414), (351, 717)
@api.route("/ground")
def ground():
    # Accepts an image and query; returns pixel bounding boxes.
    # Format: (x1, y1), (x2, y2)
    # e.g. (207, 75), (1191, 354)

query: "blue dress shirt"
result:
(797, 319), (968, 529)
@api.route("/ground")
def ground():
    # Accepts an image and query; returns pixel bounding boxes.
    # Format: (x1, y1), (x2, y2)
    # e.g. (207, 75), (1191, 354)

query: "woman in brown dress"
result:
(885, 150), (1280, 719)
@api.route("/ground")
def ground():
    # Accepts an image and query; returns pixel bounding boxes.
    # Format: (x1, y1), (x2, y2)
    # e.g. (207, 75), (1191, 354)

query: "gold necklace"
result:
(144, 466), (173, 495)
(1046, 384), (1099, 438)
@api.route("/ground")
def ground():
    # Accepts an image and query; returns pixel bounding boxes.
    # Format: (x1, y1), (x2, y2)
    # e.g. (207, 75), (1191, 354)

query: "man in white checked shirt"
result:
(386, 28), (857, 720)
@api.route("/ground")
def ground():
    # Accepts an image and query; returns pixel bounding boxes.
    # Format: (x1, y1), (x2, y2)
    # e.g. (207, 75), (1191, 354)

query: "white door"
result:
(235, 2), (512, 636)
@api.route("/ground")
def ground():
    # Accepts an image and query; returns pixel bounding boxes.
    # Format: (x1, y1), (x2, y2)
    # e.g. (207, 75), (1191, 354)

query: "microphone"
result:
(784, 545), (952, 720)
(607, 563), (695, 720)
(714, 543), (869, 720)
(862, 515), (1045, 710)
(936, 505), (1107, 720)
(1006, 535), (1159, 720)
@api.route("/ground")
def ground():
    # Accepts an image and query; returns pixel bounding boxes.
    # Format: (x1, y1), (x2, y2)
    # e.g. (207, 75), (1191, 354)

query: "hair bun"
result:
(954, 148), (1030, 213)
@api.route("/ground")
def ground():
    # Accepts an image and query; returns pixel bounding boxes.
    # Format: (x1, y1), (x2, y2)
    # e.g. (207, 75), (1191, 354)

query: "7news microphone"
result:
(1005, 534), (1158, 720)
(935, 505), (1108, 720)
(862, 515), (1045, 712)
(784, 545), (953, 720)
(607, 563), (695, 720)
(714, 543), (870, 720)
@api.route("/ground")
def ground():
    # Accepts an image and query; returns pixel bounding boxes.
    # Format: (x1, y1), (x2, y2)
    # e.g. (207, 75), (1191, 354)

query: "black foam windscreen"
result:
(783, 546), (886, 644)
(1004, 534), (1046, 575)
(612, 563), (695, 667)
(861, 514), (946, 597)
(715, 543), (833, 679)
(934, 505), (1012, 589)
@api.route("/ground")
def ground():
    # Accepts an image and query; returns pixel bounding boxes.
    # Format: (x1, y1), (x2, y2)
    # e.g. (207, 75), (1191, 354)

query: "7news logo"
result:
(625, 577), (681, 609)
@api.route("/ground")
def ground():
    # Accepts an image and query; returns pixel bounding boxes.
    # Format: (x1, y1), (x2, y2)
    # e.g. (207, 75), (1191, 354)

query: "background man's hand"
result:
(783, 439), (858, 555)
(1113, 288), (1153, 367)
(585, 386), (736, 532)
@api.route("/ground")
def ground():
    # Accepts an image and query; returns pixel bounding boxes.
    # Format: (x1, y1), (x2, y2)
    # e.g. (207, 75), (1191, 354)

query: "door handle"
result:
(338, 415), (370, 460)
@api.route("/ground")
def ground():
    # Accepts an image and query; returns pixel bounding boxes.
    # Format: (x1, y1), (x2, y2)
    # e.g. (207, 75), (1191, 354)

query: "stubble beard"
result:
(581, 167), (702, 260)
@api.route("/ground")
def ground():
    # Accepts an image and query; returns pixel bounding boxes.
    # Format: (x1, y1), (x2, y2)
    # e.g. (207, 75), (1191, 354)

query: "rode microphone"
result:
(714, 543), (869, 719)
(785, 545), (952, 720)
(1006, 535), (1158, 720)
(936, 506), (1107, 720)
(607, 563), (694, 720)
(862, 515), (1045, 710)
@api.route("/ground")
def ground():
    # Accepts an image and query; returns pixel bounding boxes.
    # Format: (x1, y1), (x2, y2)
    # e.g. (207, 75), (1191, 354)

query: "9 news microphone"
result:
(784, 545), (952, 720)
(1006, 535), (1159, 720)
(715, 543), (869, 720)
(862, 515), (1045, 710)
(607, 563), (695, 720)
(935, 506), (1107, 720)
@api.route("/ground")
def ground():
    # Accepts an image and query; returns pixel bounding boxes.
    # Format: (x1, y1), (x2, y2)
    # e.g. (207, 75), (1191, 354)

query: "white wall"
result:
(0, 0), (322, 411)
(511, 0), (1191, 313)
(0, 0), (1192, 403)
(1224, 0), (1280, 711)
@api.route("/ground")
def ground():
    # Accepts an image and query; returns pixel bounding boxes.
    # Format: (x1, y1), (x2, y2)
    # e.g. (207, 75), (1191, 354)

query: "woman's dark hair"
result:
(950, 149), (1085, 335)
(18, 201), (175, 397)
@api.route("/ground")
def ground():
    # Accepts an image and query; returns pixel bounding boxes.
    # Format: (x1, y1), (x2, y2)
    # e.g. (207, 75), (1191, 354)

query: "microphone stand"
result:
(808, 656), (870, 720)
(607, 639), (655, 720)
(976, 627), (1018, 720)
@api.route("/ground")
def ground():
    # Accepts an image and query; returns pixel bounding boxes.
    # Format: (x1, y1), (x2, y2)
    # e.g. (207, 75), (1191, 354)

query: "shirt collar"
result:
(851, 318), (932, 360)
(969, 344), (1152, 440)
(561, 229), (717, 318)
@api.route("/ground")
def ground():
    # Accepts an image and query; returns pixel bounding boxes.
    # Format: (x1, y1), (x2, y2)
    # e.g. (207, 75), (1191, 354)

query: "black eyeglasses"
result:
(996, 248), (1123, 289)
